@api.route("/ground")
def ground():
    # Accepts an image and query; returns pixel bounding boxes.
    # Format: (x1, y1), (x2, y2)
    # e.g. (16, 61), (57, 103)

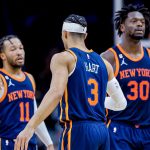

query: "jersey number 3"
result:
(88, 78), (98, 106)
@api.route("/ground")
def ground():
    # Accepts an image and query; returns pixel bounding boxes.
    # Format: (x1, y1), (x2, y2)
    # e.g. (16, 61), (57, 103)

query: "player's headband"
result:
(62, 22), (87, 33)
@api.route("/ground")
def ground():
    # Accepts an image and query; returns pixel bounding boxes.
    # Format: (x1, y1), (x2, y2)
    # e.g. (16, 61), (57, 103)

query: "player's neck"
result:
(68, 44), (89, 52)
(2, 66), (23, 77)
(120, 38), (142, 54)
(67, 40), (89, 52)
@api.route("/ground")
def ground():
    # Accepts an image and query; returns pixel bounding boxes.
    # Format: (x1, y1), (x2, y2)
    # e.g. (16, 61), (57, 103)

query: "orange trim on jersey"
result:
(107, 119), (111, 128)
(108, 48), (120, 77)
(117, 44), (144, 61)
(59, 88), (69, 122)
(0, 69), (25, 82)
(64, 88), (69, 121)
(0, 74), (8, 103)
(105, 108), (108, 118)
(67, 121), (72, 150)
(68, 48), (93, 54)
(67, 50), (77, 62)
(24, 72), (36, 92)
(61, 123), (67, 150)
(85, 49), (93, 53)
(59, 98), (65, 123)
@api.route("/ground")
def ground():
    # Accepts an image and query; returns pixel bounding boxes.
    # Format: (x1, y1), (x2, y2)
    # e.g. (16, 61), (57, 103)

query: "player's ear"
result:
(120, 23), (125, 33)
(84, 33), (88, 40)
(63, 31), (68, 39)
(0, 53), (6, 61)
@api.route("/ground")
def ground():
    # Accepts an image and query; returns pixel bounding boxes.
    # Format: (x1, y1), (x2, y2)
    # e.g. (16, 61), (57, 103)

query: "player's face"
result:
(1, 38), (25, 68)
(123, 11), (145, 40)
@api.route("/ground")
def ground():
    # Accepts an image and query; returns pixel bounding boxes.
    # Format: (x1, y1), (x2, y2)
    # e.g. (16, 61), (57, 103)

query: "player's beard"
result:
(8, 58), (25, 69)
(130, 34), (144, 40)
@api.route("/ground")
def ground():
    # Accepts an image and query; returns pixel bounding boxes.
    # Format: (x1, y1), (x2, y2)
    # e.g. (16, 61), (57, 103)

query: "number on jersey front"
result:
(127, 80), (149, 101)
(19, 102), (30, 121)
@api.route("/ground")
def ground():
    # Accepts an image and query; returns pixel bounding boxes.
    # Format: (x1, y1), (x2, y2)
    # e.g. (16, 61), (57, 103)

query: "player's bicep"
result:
(101, 50), (115, 66)
(0, 75), (7, 101)
(103, 58), (114, 81)
(50, 53), (69, 95)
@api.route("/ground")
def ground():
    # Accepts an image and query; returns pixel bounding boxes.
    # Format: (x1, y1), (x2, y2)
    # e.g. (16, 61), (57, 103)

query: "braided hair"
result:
(64, 14), (87, 28)
(0, 35), (18, 52)
(114, 4), (150, 36)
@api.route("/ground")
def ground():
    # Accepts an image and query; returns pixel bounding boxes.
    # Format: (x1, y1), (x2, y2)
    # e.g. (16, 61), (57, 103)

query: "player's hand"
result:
(47, 144), (55, 150)
(14, 126), (35, 150)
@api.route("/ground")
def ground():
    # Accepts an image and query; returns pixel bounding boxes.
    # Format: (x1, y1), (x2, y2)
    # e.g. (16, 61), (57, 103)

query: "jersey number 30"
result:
(127, 80), (149, 101)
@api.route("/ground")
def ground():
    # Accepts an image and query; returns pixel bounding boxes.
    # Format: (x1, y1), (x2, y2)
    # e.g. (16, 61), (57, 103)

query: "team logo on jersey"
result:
(5, 76), (15, 87)
(119, 54), (128, 66)
(119, 54), (123, 58)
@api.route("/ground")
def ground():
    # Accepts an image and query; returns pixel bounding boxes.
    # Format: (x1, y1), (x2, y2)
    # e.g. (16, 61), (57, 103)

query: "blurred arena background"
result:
(0, 0), (149, 149)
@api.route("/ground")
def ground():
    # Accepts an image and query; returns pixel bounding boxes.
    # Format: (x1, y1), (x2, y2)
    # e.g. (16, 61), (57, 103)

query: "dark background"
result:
(0, 0), (149, 149)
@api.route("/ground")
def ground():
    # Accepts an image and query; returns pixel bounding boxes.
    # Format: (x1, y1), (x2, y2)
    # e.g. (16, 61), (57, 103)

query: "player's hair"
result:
(0, 35), (18, 52)
(114, 3), (150, 36)
(64, 14), (87, 28)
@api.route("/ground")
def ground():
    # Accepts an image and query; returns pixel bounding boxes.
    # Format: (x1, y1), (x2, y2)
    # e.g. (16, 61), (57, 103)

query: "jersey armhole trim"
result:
(24, 72), (36, 92)
(107, 119), (111, 128)
(0, 74), (8, 103)
(117, 44), (144, 61)
(66, 50), (77, 77)
(147, 48), (150, 57)
(108, 48), (119, 77)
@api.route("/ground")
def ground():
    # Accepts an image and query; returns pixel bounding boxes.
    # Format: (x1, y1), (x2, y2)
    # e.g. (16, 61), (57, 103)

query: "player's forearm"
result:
(105, 96), (127, 111)
(26, 89), (61, 130)
(105, 77), (127, 111)
(35, 121), (53, 146)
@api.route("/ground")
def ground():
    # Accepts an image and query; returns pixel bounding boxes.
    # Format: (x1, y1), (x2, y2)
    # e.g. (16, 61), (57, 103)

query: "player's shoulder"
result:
(101, 48), (115, 60)
(24, 72), (34, 80)
(102, 58), (114, 80)
(102, 58), (113, 69)
(24, 72), (36, 90)
(100, 45), (118, 66)
(51, 50), (76, 64)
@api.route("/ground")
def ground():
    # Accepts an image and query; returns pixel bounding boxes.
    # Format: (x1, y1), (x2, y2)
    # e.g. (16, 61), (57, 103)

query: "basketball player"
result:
(0, 35), (54, 150)
(101, 3), (150, 150)
(14, 14), (127, 150)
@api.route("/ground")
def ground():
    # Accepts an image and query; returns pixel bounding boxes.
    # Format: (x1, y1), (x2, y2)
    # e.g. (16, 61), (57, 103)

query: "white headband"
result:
(62, 22), (87, 33)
